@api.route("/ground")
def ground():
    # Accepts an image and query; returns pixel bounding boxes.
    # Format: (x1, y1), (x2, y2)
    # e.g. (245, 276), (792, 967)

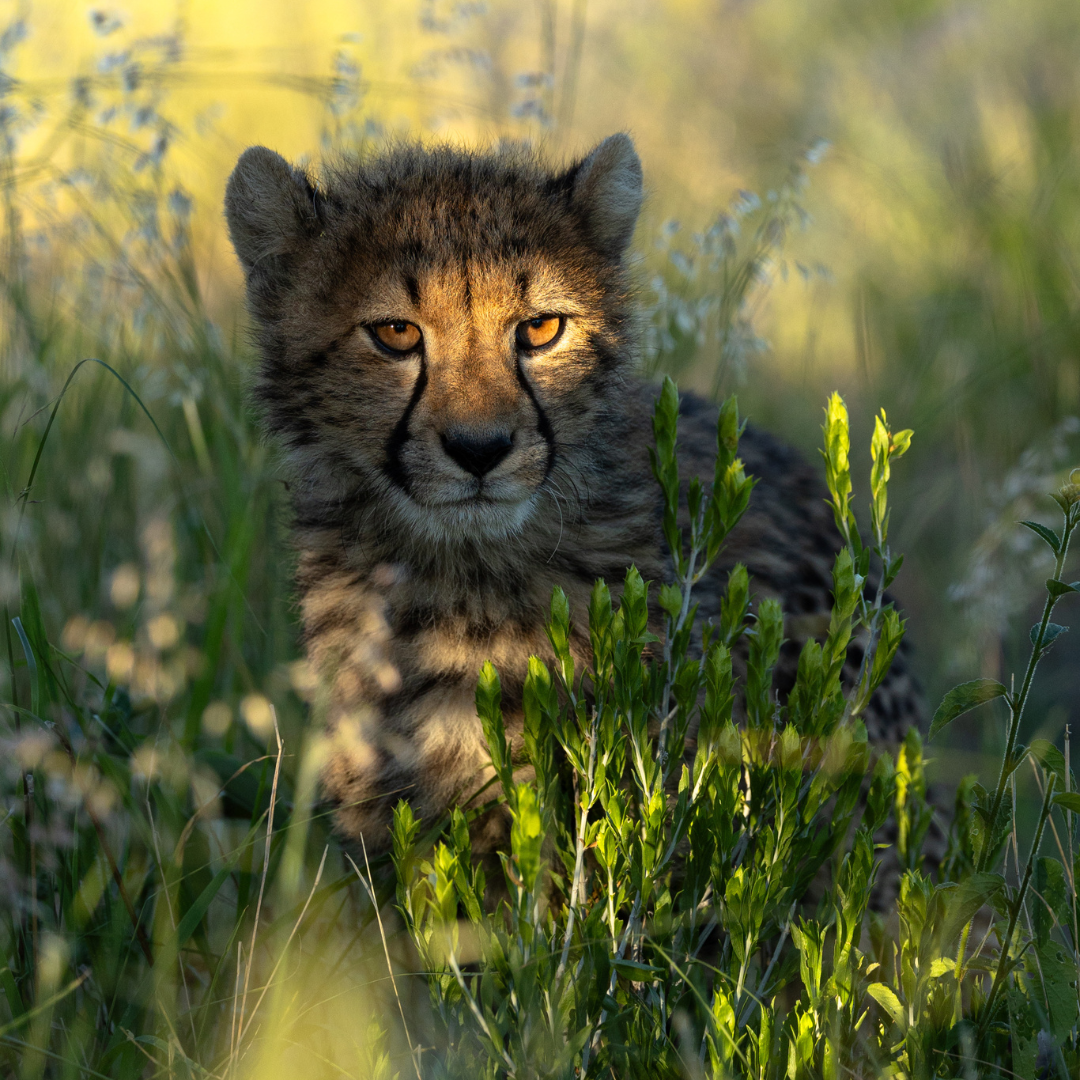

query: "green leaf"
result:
(883, 551), (905, 588)
(1053, 793), (1080, 814)
(1046, 578), (1079, 599)
(938, 872), (1005, 950)
(716, 394), (741, 459)
(719, 563), (750, 647)
(509, 782), (544, 894)
(176, 852), (241, 947)
(1030, 739), (1069, 792)
(746, 598), (784, 728)
(1020, 520), (1061, 552)
(546, 587), (575, 688)
(392, 800), (421, 900)
(866, 982), (905, 1027)
(0, 965), (24, 1020)
(820, 392), (855, 545)
(620, 564), (650, 643)
(658, 582), (683, 620)
(1034, 857), (1069, 943)
(476, 661), (512, 797)
(867, 606), (906, 698)
(1031, 622), (1068, 648)
(928, 679), (1008, 741)
(10, 616), (39, 718)
(1036, 939), (1080, 1045)
(611, 958), (665, 978)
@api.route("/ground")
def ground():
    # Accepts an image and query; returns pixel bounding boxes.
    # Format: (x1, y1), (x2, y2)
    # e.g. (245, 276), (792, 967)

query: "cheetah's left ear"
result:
(565, 133), (643, 259)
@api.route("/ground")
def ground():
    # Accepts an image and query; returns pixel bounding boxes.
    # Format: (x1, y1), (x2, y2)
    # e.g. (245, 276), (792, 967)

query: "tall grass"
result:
(1, 3), (1080, 1077)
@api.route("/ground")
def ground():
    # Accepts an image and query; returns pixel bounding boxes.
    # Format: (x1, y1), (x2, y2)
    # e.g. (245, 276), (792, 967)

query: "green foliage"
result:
(382, 387), (1080, 1077)
(0, 9), (1079, 1078)
(380, 386), (1080, 1071)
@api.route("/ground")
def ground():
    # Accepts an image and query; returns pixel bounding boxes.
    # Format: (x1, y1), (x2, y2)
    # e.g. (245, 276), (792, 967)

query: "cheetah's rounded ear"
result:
(566, 133), (643, 259)
(224, 146), (321, 276)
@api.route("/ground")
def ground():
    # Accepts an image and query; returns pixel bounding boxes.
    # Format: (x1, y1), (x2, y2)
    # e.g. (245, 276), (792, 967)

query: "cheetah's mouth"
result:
(394, 482), (539, 542)
(428, 491), (521, 507)
(421, 474), (537, 508)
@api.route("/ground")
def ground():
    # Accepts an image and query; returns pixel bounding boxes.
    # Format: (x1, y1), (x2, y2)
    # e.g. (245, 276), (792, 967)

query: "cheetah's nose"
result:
(440, 430), (514, 477)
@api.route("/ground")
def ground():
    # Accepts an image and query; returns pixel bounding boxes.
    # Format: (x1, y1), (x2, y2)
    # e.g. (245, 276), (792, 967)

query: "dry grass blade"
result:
(172, 755), (273, 867)
(236, 844), (329, 1046)
(237, 707), (283, 1058)
(229, 940), (243, 1071)
(348, 836), (424, 1080)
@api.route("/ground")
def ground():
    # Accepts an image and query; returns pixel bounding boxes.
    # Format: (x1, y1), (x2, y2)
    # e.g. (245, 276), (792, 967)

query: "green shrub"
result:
(2, 367), (1078, 1078)
(388, 381), (1080, 1079)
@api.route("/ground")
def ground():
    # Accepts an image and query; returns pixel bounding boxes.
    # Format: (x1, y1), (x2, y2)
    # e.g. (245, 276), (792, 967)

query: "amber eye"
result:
(516, 315), (564, 351)
(371, 321), (422, 354)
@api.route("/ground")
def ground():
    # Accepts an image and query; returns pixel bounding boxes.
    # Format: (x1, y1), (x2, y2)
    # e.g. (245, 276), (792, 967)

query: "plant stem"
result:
(977, 772), (1057, 1043)
(556, 711), (598, 989)
(978, 506), (1077, 873)
(658, 530), (701, 768)
(850, 546), (888, 714)
(1068, 726), (1080, 1027)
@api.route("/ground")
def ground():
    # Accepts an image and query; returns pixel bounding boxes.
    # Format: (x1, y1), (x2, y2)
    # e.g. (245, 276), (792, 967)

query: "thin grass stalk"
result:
(3, 610), (34, 985)
(228, 940), (242, 1070)
(978, 772), (1058, 1043)
(1068, 726), (1080, 1029)
(538, 0), (557, 125)
(979, 505), (1078, 872)
(237, 845), (328, 1046)
(556, 0), (588, 135)
(556, 709), (598, 989)
(237, 709), (283, 1054)
(447, 948), (517, 1076)
(348, 840), (424, 1080)
(659, 496), (708, 775)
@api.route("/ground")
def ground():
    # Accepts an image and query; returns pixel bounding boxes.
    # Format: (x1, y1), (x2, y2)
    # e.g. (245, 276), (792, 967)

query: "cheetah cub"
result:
(224, 135), (920, 855)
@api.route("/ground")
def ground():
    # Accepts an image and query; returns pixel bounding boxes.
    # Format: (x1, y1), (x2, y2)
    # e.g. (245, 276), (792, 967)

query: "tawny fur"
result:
(224, 136), (921, 855)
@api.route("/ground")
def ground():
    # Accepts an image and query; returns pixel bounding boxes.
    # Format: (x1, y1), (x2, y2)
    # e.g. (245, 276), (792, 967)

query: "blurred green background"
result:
(4, 0), (1080, 789)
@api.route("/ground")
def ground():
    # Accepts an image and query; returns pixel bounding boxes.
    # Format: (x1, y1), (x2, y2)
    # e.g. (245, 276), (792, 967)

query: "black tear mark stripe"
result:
(514, 355), (556, 480)
(384, 356), (428, 494)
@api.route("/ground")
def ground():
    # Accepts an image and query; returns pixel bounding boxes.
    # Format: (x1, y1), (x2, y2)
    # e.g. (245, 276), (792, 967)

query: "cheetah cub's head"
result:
(225, 136), (643, 544)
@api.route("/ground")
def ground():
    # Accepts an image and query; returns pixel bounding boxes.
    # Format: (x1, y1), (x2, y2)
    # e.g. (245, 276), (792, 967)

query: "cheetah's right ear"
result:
(224, 146), (322, 279)
(565, 133), (643, 259)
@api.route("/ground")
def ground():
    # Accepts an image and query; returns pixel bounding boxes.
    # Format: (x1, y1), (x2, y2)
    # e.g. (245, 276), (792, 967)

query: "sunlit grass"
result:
(2, 1), (1080, 1075)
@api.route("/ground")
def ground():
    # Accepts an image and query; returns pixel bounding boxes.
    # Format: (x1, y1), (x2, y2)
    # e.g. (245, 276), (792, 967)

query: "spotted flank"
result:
(224, 135), (922, 855)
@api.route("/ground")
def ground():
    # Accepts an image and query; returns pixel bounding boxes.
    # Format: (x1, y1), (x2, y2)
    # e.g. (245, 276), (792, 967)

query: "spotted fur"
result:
(224, 135), (922, 855)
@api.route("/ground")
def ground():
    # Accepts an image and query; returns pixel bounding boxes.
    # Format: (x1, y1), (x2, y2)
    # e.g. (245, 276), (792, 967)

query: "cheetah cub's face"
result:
(225, 136), (644, 544)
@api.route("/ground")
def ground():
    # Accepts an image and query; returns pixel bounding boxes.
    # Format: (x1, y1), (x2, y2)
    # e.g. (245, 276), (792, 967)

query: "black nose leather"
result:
(441, 431), (514, 477)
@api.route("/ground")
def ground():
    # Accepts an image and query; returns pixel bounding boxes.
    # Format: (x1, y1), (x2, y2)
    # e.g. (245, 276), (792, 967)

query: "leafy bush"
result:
(2, 364), (1079, 1077)
(388, 382), (1080, 1078)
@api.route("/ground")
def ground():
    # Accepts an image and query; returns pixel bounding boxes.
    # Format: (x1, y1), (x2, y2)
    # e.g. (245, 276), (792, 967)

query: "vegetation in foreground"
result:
(3, 369), (1080, 1077)
(2, 7), (1080, 1076)
(386, 382), (1080, 1078)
